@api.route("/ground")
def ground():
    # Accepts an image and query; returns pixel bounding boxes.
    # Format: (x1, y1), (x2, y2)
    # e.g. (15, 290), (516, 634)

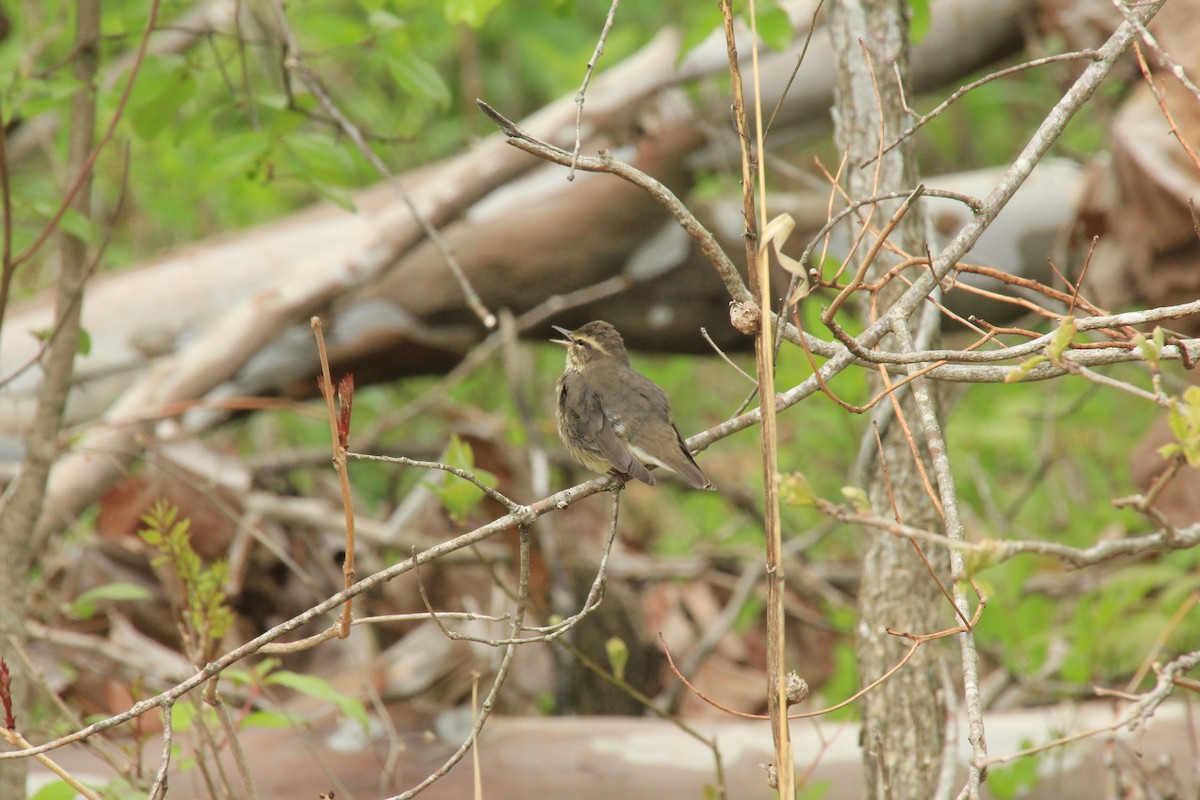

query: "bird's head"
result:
(551, 321), (630, 371)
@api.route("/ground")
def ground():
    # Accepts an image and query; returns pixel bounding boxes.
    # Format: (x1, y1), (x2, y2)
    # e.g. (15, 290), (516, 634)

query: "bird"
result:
(552, 321), (713, 490)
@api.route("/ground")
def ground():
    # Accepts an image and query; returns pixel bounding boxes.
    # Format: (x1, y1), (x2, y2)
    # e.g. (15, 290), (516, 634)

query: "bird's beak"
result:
(550, 325), (572, 347)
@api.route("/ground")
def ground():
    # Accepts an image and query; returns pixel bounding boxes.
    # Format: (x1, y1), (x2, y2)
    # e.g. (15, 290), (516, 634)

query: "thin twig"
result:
(270, 0), (496, 328)
(148, 704), (173, 800)
(701, 326), (757, 386)
(0, 729), (102, 800)
(312, 317), (356, 638)
(390, 525), (531, 799)
(210, 689), (257, 800)
(763, 0), (825, 141)
(863, 50), (1102, 168)
(11, 1), (162, 269)
(569, 0), (620, 179)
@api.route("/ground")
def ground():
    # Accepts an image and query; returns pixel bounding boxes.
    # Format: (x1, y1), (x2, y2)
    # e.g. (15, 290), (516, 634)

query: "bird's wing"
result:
(577, 379), (655, 485)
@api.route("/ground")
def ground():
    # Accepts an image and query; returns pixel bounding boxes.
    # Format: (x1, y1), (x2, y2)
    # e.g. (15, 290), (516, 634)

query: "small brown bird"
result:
(553, 321), (713, 489)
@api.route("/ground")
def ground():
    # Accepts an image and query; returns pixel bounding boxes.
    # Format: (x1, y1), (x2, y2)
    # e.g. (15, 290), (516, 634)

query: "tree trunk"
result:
(828, 2), (948, 797)
(0, 2), (98, 796)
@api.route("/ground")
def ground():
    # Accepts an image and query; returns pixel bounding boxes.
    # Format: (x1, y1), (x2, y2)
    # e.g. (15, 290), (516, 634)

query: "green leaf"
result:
(127, 54), (197, 141)
(31, 781), (81, 800)
(752, 3), (793, 52)
(1162, 387), (1200, 466)
(29, 201), (98, 245)
(76, 327), (91, 356)
(295, 12), (371, 49)
(796, 780), (833, 800)
(72, 582), (152, 620)
(605, 637), (629, 682)
(429, 434), (498, 523)
(986, 749), (1040, 799)
(266, 671), (369, 732)
(308, 179), (359, 213)
(1133, 328), (1162, 367)
(241, 710), (301, 729)
(58, 206), (99, 245)
(202, 131), (270, 187)
(384, 50), (451, 107)
(1004, 355), (1046, 383)
(444, 0), (506, 29)
(13, 75), (87, 120)
(282, 131), (361, 187)
(1157, 442), (1182, 460)
(841, 485), (870, 513)
(367, 9), (407, 34)
(963, 539), (1001, 576)
(680, 3), (724, 61)
(779, 471), (815, 507)
(909, 0), (932, 44)
(1045, 315), (1077, 362)
(172, 701), (197, 733)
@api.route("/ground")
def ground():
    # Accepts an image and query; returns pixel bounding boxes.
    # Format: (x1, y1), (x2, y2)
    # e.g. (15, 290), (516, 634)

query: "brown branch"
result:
(311, 317), (356, 638)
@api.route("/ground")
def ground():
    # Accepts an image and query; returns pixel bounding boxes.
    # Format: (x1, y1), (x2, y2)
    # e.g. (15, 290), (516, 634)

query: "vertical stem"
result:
(0, 2), (99, 797)
(719, 1), (793, 793)
(829, 1), (944, 798)
(718, 0), (759, 275)
(311, 317), (356, 637)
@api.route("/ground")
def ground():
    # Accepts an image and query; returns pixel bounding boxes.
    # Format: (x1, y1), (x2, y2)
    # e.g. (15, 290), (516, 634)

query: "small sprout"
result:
(1134, 327), (1163, 369)
(1160, 386), (1200, 466)
(1045, 315), (1077, 363)
(605, 637), (629, 682)
(778, 472), (815, 507)
(841, 485), (870, 513)
(1005, 355), (1046, 383)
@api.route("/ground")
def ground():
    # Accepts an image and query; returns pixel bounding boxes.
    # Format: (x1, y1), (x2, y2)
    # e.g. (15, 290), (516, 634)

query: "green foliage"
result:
(795, 780), (832, 800)
(30, 782), (83, 800)
(241, 709), (303, 729)
(266, 670), (370, 732)
(822, 640), (860, 721)
(70, 581), (152, 621)
(1160, 386), (1200, 466)
(779, 472), (816, 507)
(606, 636), (629, 682)
(6, 0), (723, 277)
(170, 699), (199, 733)
(429, 434), (498, 522)
(914, 50), (1112, 172)
(1133, 326), (1165, 369)
(840, 485), (870, 513)
(1006, 316), (1076, 382)
(753, 0), (795, 52)
(986, 744), (1041, 799)
(138, 500), (234, 662)
(908, 0), (932, 44)
(1045, 316), (1077, 363)
(444, 0), (508, 29)
(1004, 354), (1046, 383)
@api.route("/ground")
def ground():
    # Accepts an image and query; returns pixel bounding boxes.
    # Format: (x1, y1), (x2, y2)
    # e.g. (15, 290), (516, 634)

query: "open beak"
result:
(550, 325), (572, 347)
